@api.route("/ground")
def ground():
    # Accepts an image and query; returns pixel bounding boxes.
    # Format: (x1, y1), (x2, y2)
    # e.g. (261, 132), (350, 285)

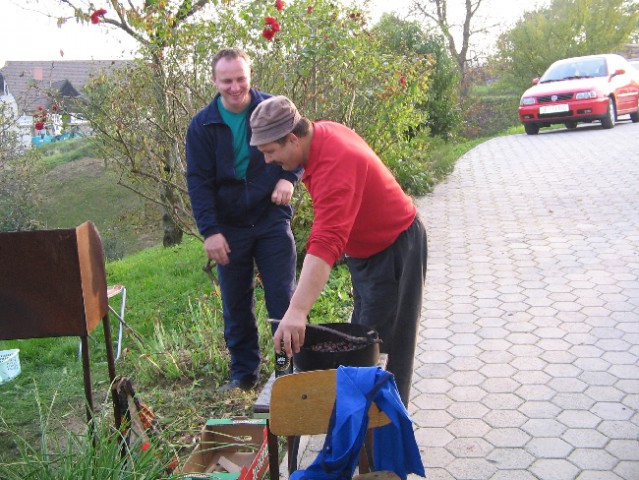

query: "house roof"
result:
(0, 60), (131, 115)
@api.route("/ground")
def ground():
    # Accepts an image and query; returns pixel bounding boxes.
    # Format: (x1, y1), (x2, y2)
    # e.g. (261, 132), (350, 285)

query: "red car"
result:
(518, 54), (639, 135)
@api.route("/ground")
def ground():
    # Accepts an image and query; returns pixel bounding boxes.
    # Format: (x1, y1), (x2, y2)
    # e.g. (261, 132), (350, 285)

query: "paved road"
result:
(293, 121), (639, 479)
(412, 120), (639, 480)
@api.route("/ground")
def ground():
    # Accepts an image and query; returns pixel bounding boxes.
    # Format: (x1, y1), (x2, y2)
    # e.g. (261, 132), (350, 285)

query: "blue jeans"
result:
(217, 207), (296, 384)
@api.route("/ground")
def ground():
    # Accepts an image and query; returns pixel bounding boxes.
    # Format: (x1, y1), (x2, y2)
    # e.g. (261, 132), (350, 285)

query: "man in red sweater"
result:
(250, 96), (427, 405)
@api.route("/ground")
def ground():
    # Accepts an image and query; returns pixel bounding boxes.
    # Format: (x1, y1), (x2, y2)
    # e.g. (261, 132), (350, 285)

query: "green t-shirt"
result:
(217, 97), (250, 180)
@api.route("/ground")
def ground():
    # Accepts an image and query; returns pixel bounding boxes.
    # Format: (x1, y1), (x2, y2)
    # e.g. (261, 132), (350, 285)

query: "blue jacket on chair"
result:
(290, 366), (425, 480)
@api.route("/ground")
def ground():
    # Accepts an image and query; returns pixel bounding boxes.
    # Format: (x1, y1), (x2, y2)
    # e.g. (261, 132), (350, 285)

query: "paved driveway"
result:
(412, 121), (639, 480)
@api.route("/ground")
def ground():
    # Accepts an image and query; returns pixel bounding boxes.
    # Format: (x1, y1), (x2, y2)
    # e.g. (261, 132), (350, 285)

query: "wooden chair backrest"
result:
(269, 369), (390, 437)
(0, 221), (108, 340)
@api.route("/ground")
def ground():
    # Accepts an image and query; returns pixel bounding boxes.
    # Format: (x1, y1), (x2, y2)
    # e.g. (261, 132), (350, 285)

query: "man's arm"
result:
(185, 117), (221, 239)
(273, 253), (332, 357)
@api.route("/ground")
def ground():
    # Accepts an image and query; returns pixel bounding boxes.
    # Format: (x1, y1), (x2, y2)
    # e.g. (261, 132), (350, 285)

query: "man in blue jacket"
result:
(186, 48), (302, 392)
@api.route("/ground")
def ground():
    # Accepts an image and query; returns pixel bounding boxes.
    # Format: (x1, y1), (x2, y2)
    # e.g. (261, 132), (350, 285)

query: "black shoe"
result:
(218, 379), (257, 393)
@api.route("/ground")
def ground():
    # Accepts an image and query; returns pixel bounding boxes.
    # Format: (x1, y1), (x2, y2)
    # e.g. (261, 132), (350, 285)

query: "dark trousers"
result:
(217, 208), (296, 384)
(346, 216), (427, 406)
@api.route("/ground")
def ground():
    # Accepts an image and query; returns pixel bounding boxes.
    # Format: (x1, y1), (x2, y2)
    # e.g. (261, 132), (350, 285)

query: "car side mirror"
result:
(612, 68), (625, 77)
(532, 77), (539, 85)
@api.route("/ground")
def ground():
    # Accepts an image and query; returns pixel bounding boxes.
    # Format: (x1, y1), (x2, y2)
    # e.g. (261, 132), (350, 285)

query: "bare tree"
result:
(411, 0), (487, 97)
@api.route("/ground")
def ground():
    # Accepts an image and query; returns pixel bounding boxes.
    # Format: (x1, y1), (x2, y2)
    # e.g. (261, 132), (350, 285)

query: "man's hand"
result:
(273, 308), (308, 357)
(204, 233), (231, 265)
(271, 179), (294, 206)
(272, 254), (333, 357)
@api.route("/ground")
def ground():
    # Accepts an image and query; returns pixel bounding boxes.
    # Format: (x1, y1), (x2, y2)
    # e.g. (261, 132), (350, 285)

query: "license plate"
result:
(539, 103), (569, 114)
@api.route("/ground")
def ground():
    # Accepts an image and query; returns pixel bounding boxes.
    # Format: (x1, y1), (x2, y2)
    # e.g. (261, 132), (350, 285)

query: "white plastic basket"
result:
(0, 349), (21, 384)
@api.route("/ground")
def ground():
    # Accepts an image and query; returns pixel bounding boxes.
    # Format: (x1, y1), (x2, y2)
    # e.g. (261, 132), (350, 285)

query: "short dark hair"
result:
(211, 48), (251, 76)
(275, 117), (311, 145)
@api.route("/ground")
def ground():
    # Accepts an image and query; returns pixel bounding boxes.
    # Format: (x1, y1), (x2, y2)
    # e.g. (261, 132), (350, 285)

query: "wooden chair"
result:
(0, 221), (120, 428)
(269, 369), (400, 479)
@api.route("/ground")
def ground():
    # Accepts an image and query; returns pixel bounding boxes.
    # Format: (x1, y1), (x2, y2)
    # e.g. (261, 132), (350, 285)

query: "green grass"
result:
(37, 137), (101, 172)
(33, 138), (163, 258)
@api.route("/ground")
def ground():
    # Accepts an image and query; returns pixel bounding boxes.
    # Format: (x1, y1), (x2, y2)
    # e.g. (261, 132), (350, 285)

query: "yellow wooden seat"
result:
(269, 369), (400, 479)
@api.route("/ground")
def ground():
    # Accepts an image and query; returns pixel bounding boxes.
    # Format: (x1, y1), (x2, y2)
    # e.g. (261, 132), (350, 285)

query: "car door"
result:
(610, 57), (636, 113)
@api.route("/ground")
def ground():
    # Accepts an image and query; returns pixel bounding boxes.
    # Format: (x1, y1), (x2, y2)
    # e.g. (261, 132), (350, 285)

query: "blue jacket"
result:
(185, 89), (302, 238)
(291, 366), (425, 480)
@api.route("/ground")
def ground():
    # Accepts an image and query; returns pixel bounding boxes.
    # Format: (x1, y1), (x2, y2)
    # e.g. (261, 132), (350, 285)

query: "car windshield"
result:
(540, 58), (608, 83)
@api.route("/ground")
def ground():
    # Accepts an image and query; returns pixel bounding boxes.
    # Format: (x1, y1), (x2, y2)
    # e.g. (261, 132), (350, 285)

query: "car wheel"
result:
(630, 107), (639, 123)
(601, 98), (616, 129)
(564, 121), (578, 130)
(524, 123), (540, 135)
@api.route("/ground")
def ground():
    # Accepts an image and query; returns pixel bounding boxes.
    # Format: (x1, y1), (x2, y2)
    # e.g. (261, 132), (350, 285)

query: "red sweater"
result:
(303, 121), (416, 266)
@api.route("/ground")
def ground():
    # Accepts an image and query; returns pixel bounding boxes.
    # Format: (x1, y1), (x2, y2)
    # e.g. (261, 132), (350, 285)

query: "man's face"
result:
(212, 56), (251, 113)
(257, 136), (301, 171)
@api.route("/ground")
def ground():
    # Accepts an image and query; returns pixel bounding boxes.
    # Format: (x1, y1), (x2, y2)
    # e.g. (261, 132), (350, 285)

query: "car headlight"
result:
(520, 97), (535, 106)
(575, 91), (597, 100)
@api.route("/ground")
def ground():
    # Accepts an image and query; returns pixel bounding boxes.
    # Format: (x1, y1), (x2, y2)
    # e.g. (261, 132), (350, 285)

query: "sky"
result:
(0, 0), (550, 67)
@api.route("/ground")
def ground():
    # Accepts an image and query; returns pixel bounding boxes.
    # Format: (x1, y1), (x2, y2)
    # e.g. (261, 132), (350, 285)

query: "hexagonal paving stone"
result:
(445, 437), (493, 458)
(597, 420), (639, 440)
(616, 380), (639, 394)
(510, 356), (548, 371)
(585, 385), (625, 402)
(541, 350), (578, 363)
(414, 378), (453, 394)
(522, 419), (567, 437)
(606, 439), (639, 461)
(544, 363), (583, 378)
(448, 386), (488, 402)
(568, 448), (618, 470)
(478, 350), (514, 364)
(487, 447), (535, 469)
(412, 409), (454, 428)
(412, 393), (453, 410)
(552, 393), (596, 410)
(424, 446), (456, 469)
(446, 418), (491, 438)
(447, 401), (489, 419)
(481, 377), (521, 393)
(513, 370), (552, 386)
(615, 460), (639, 479)
(422, 467), (455, 480)
(579, 370), (617, 385)
(548, 377), (588, 393)
(520, 400), (562, 418)
(481, 393), (525, 409)
(417, 427), (453, 447)
(608, 364), (639, 380)
(562, 428), (608, 448)
(530, 458), (580, 480)
(622, 394), (639, 410)
(415, 363), (455, 380)
(575, 472), (625, 480)
(448, 371), (486, 386)
(516, 384), (556, 401)
(591, 402), (635, 421)
(490, 471), (538, 480)
(445, 458), (497, 480)
(484, 427), (530, 447)
(557, 409), (602, 428)
(447, 356), (485, 371)
(483, 409), (528, 428)
(526, 437), (573, 458)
